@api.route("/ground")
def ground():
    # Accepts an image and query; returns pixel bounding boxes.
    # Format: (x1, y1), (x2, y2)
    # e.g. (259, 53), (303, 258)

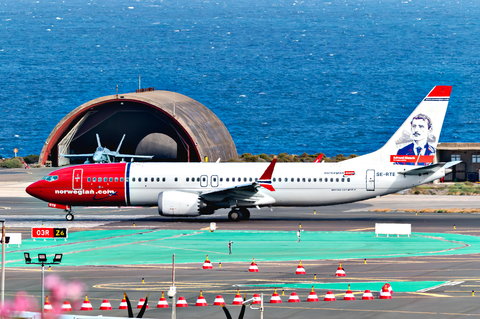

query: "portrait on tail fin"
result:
(395, 113), (436, 166)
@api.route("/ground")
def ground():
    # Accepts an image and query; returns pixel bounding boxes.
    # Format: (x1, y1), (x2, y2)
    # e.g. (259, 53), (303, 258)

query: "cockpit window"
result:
(96, 147), (104, 152)
(43, 175), (58, 182)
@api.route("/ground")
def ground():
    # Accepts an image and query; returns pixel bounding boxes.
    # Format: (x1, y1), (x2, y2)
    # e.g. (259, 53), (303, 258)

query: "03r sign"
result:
(31, 228), (68, 239)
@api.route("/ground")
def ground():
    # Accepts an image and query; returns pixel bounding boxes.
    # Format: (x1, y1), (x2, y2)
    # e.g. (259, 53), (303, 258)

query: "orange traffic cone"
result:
(334, 262), (346, 277)
(362, 290), (374, 300)
(176, 296), (188, 307)
(269, 288), (282, 303)
(379, 286), (392, 299)
(195, 290), (208, 306)
(232, 289), (243, 305)
(157, 292), (169, 308)
(203, 255), (213, 269)
(80, 295), (93, 311)
(288, 292), (300, 303)
(137, 298), (149, 309)
(252, 294), (261, 304)
(307, 286), (319, 302)
(119, 293), (128, 309)
(343, 289), (355, 300)
(100, 299), (112, 310)
(213, 295), (226, 306)
(323, 291), (336, 301)
(61, 301), (72, 312)
(44, 296), (53, 313)
(249, 258), (259, 272)
(295, 260), (306, 275)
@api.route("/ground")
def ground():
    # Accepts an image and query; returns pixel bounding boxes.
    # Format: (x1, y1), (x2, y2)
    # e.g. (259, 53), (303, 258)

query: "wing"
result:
(61, 154), (94, 158)
(200, 159), (277, 206)
(115, 154), (154, 159)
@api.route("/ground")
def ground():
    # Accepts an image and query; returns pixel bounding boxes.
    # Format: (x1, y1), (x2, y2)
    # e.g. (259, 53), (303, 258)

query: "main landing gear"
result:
(228, 208), (250, 221)
(65, 208), (74, 221)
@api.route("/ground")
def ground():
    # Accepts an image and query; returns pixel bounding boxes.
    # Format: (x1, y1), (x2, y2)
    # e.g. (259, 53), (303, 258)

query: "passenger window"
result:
(157, 177), (160, 182)
(202, 177), (206, 182)
(186, 177), (190, 182)
(98, 177), (102, 181)
(233, 178), (236, 182)
(278, 178), (281, 182)
(302, 178), (306, 182)
(313, 178), (316, 182)
(87, 177), (91, 182)
(308, 178), (311, 182)
(342, 178), (345, 182)
(132, 178), (135, 182)
(151, 177), (154, 182)
(244, 177), (247, 182)
(336, 178), (339, 182)
(347, 178), (350, 182)
(115, 177), (118, 182)
(297, 178), (300, 182)
(109, 177), (113, 182)
(220, 178), (223, 182)
(175, 177), (178, 182)
(255, 178), (258, 181)
(163, 177), (166, 182)
(319, 178), (322, 182)
(93, 177), (96, 182)
(226, 178), (230, 182)
(213, 177), (217, 182)
(291, 178), (294, 182)
(192, 177), (195, 182)
(120, 177), (124, 182)
(273, 178), (276, 182)
(238, 177), (241, 181)
(249, 178), (252, 182)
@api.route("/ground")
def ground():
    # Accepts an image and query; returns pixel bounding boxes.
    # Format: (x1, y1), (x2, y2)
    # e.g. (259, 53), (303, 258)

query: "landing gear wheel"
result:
(239, 208), (250, 220)
(66, 213), (74, 221)
(228, 210), (243, 221)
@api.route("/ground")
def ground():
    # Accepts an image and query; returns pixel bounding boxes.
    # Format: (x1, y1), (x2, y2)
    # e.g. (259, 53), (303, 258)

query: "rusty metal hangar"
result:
(38, 89), (238, 167)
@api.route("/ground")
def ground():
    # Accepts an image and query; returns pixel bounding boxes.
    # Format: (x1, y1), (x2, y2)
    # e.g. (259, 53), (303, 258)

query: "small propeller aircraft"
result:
(61, 134), (154, 164)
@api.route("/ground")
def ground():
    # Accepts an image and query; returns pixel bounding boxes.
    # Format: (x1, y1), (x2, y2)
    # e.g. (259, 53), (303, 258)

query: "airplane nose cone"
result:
(26, 181), (42, 199)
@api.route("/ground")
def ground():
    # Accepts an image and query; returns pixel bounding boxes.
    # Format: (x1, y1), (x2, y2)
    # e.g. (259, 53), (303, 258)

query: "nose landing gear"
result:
(65, 208), (74, 221)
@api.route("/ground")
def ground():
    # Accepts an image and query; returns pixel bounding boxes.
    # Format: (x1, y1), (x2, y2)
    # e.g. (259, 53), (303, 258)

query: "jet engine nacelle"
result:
(158, 191), (205, 216)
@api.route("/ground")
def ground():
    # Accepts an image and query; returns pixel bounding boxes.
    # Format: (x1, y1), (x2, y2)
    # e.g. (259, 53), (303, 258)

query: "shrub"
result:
(24, 154), (39, 164)
(1, 158), (23, 168)
(258, 153), (272, 162)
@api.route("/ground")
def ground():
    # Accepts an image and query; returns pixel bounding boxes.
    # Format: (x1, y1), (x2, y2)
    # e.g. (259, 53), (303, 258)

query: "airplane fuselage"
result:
(27, 162), (444, 208)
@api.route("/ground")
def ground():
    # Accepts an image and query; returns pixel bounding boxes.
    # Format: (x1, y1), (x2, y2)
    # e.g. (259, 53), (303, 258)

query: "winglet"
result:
(314, 154), (323, 163)
(258, 159), (277, 191)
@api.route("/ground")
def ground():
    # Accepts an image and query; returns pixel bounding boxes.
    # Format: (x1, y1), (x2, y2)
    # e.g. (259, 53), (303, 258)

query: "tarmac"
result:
(2, 167), (480, 318)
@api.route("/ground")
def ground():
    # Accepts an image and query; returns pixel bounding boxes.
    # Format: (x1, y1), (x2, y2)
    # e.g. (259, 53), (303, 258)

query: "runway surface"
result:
(2, 168), (480, 318)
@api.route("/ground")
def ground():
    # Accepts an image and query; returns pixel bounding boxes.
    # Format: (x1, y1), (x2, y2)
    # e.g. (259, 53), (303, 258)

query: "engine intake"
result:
(158, 191), (204, 216)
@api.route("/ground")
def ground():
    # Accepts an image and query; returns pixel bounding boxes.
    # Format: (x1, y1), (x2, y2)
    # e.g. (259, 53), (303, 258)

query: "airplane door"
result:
(211, 175), (219, 187)
(200, 175), (208, 187)
(73, 169), (83, 190)
(366, 169), (375, 191)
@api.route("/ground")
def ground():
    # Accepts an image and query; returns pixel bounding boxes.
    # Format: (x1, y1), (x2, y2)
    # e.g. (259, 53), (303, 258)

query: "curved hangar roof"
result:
(39, 90), (238, 166)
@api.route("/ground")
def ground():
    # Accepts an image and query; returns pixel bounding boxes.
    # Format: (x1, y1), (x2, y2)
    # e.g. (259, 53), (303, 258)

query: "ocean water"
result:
(0, 0), (479, 159)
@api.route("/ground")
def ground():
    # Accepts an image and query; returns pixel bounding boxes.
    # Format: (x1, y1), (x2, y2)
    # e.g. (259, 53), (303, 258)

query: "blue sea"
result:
(1, 0), (479, 159)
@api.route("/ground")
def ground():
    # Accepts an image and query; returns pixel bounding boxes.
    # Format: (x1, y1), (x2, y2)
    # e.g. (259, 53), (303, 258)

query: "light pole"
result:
(24, 253), (62, 318)
(0, 219), (5, 309)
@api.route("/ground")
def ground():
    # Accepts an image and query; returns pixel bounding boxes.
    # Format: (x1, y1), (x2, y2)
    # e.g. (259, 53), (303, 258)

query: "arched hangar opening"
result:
(39, 90), (238, 166)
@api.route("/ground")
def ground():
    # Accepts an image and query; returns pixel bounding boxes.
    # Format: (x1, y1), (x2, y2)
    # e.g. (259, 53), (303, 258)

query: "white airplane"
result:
(27, 86), (458, 221)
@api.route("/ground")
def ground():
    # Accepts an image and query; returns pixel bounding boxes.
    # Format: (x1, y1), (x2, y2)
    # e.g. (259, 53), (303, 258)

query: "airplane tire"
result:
(239, 208), (250, 220)
(228, 210), (243, 221)
(66, 213), (74, 221)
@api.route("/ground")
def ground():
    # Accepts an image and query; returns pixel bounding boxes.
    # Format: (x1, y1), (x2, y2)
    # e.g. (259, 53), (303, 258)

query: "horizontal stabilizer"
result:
(397, 161), (461, 175)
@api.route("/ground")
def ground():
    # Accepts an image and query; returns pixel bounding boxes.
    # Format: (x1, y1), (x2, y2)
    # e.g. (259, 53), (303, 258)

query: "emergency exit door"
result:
(73, 169), (83, 190)
(366, 169), (375, 191)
